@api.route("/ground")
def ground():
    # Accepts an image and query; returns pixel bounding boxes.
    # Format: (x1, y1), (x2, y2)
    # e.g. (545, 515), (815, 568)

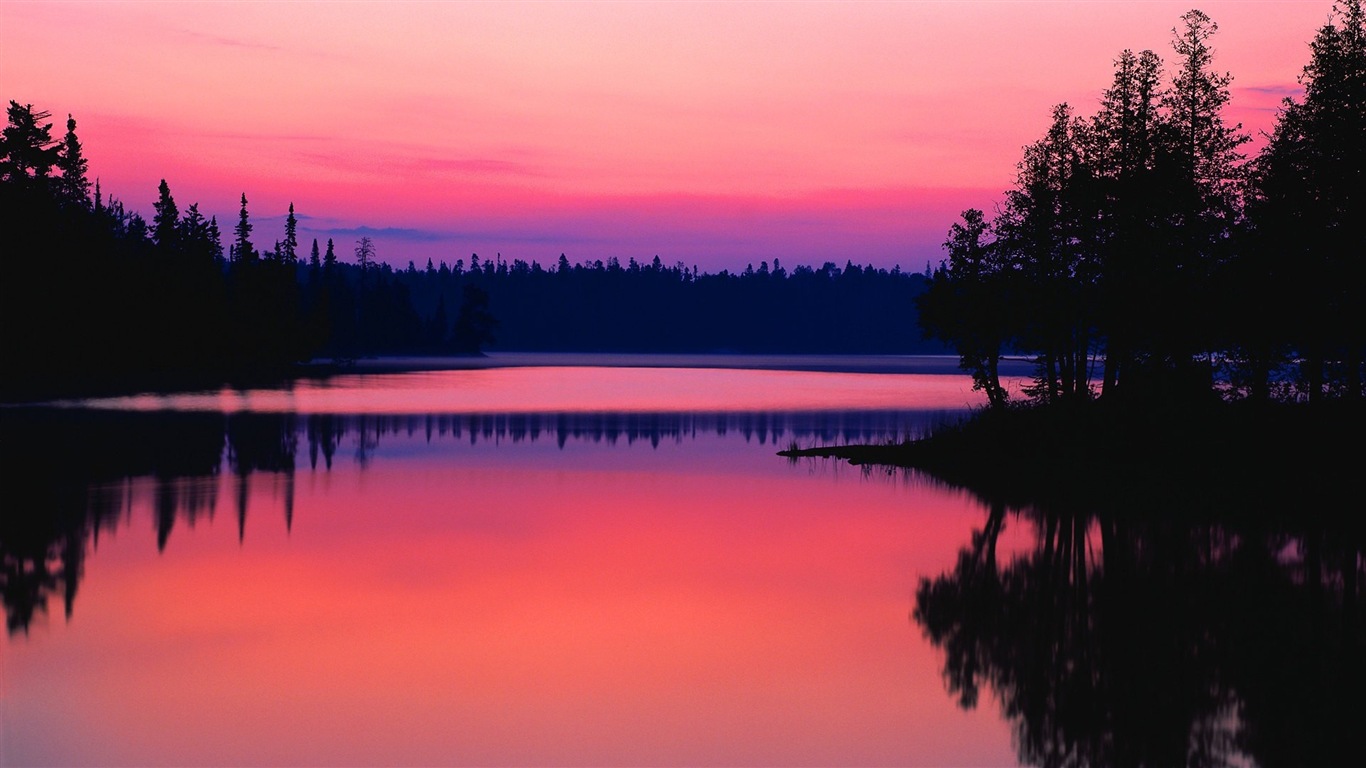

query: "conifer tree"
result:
(1150, 10), (1247, 392)
(207, 216), (223, 262)
(54, 114), (90, 206)
(995, 103), (1100, 400)
(1251, 0), (1366, 401)
(282, 203), (299, 263)
(1091, 49), (1165, 395)
(0, 101), (58, 185)
(179, 202), (208, 253)
(918, 209), (1011, 408)
(1161, 10), (1248, 258)
(234, 193), (255, 262)
(152, 179), (179, 247)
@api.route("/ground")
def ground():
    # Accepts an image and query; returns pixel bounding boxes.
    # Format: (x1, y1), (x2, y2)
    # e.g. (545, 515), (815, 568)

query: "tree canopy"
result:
(920, 3), (1366, 406)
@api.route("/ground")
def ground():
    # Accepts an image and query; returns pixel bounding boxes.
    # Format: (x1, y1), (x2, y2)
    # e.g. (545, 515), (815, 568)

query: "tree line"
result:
(389, 253), (934, 354)
(919, 4), (1365, 407)
(0, 110), (507, 398)
(0, 102), (938, 398)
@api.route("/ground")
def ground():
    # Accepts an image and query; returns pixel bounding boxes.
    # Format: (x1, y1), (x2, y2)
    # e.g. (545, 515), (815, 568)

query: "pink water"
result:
(4, 363), (1022, 766)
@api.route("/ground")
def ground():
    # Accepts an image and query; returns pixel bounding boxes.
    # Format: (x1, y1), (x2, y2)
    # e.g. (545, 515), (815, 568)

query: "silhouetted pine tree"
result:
(233, 193), (255, 263)
(53, 114), (89, 206)
(152, 179), (179, 248)
(282, 203), (298, 264)
(919, 209), (1012, 408)
(0, 101), (58, 186)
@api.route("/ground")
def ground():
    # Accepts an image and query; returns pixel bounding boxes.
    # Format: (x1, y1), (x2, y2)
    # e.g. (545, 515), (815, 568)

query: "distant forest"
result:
(0, 102), (935, 398)
(920, 5), (1365, 406)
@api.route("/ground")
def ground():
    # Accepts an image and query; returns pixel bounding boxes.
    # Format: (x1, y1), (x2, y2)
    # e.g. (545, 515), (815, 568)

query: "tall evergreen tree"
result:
(207, 216), (224, 262)
(282, 202), (299, 263)
(1090, 49), (1165, 396)
(233, 193), (255, 263)
(54, 114), (90, 206)
(1250, 0), (1366, 401)
(152, 179), (179, 248)
(995, 104), (1100, 401)
(1163, 10), (1247, 226)
(918, 209), (1012, 408)
(1150, 10), (1248, 393)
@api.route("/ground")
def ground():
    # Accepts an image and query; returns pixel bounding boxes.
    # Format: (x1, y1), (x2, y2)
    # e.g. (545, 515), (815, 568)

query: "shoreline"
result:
(779, 399), (1364, 518)
(4, 353), (1032, 404)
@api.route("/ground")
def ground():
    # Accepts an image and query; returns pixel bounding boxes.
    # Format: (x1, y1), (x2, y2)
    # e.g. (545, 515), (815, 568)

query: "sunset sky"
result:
(2, 1), (1336, 272)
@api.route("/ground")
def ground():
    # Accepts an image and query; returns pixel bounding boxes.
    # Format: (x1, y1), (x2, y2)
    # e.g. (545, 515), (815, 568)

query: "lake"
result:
(5, 356), (1358, 766)
(2, 357), (1027, 766)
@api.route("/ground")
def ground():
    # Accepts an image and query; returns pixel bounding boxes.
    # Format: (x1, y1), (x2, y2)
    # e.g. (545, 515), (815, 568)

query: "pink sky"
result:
(2, 1), (1336, 272)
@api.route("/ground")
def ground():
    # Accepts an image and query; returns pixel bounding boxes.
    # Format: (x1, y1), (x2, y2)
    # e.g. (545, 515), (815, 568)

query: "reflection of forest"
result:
(0, 407), (948, 635)
(914, 485), (1365, 766)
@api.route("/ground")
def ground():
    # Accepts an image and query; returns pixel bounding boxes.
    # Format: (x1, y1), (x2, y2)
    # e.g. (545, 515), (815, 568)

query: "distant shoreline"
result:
(324, 352), (1037, 377)
(4, 352), (1018, 407)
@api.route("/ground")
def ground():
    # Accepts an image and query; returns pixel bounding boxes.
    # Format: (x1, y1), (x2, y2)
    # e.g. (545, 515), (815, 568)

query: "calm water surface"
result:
(0, 361), (1017, 765)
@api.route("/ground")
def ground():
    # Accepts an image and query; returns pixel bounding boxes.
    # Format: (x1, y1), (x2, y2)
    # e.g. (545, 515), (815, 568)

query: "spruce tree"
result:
(282, 203), (299, 263)
(1251, 0), (1366, 401)
(234, 193), (255, 262)
(152, 179), (179, 247)
(207, 216), (224, 262)
(1091, 49), (1165, 396)
(54, 114), (90, 206)
(1162, 10), (1247, 252)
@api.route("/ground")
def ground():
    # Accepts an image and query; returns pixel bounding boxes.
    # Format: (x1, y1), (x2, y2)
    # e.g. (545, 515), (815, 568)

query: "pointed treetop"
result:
(234, 192), (255, 262)
(153, 179), (179, 247)
(282, 202), (298, 263)
(54, 113), (90, 206)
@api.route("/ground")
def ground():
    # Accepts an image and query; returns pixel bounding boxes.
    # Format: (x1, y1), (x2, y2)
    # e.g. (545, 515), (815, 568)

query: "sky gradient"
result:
(2, 1), (1337, 272)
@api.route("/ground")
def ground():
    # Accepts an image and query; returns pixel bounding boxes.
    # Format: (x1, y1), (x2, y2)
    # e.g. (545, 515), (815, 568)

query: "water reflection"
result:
(913, 480), (1365, 766)
(0, 406), (955, 636)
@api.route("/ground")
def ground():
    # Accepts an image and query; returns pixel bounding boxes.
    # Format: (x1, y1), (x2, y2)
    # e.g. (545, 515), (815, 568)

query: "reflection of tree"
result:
(914, 490), (1365, 767)
(0, 409), (227, 633)
(1, 406), (951, 635)
(227, 413), (298, 538)
(307, 413), (344, 470)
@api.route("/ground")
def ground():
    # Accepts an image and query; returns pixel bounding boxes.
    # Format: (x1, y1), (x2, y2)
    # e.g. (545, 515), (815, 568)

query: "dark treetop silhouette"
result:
(786, 7), (1366, 763)
(0, 99), (940, 400)
(918, 4), (1365, 408)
